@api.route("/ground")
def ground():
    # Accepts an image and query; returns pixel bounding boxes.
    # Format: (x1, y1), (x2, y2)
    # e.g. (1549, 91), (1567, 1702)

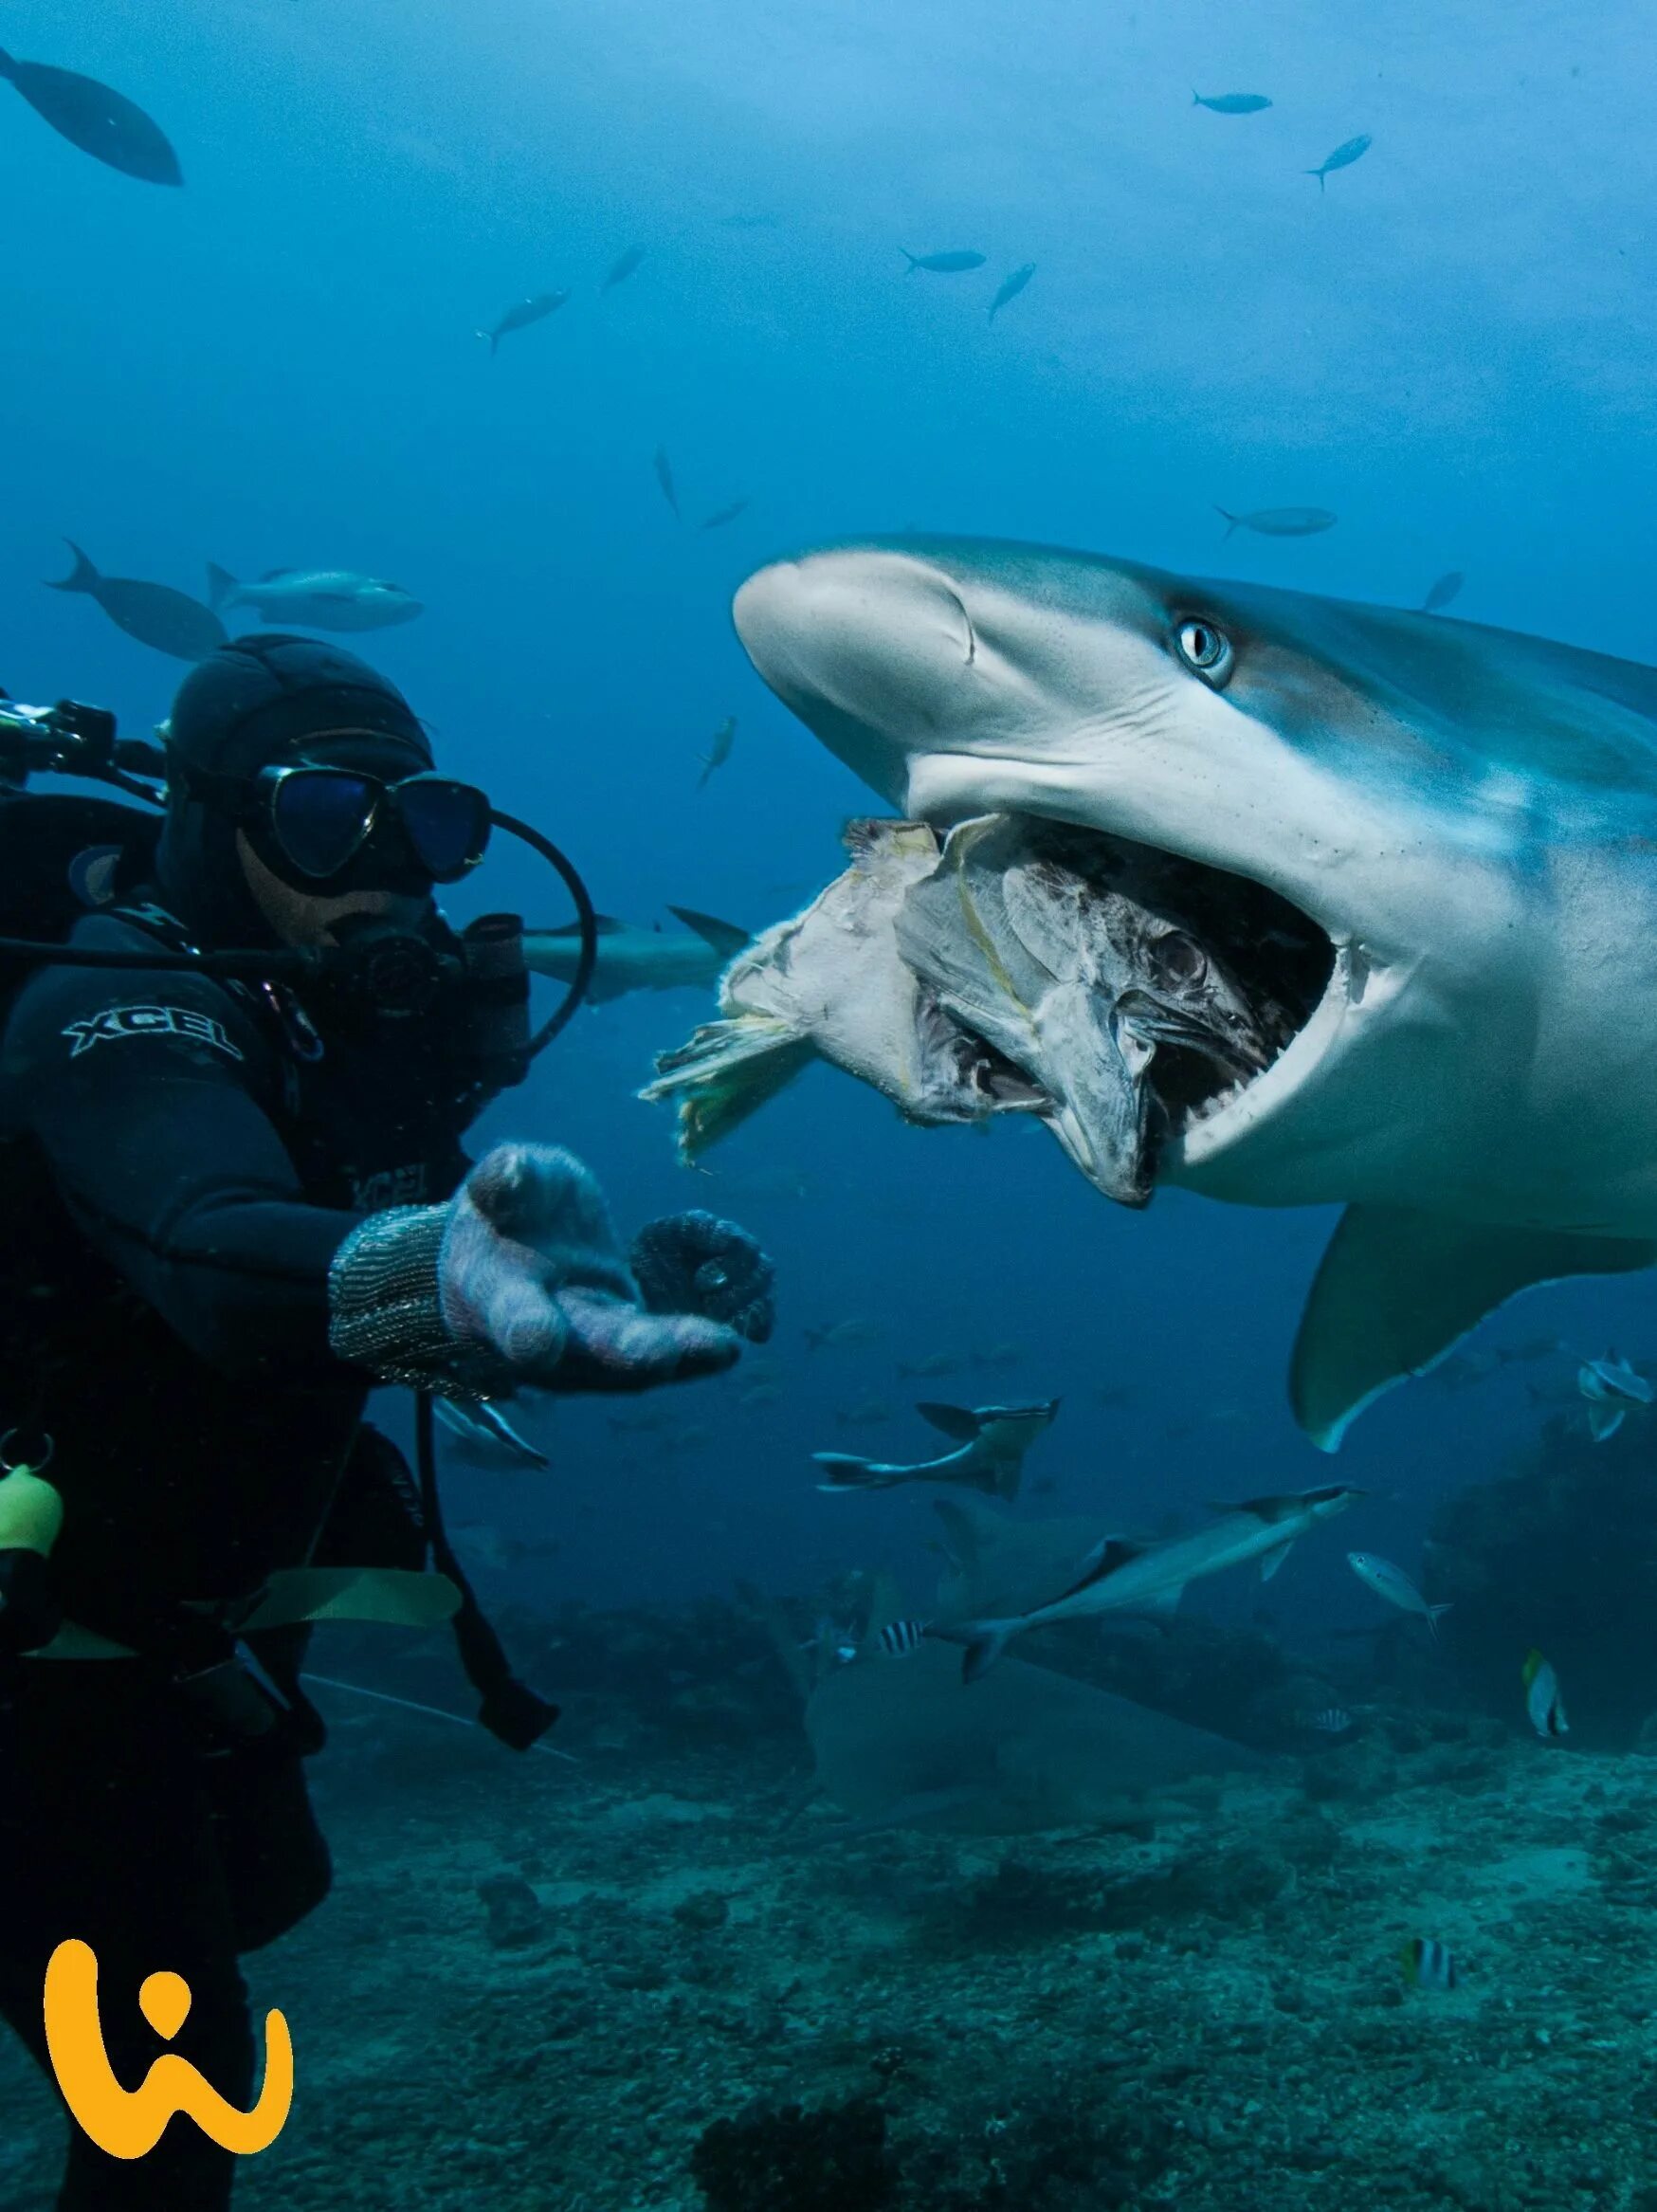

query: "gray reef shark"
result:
(524, 906), (750, 1004)
(929, 1483), (1363, 1681)
(708, 535), (1657, 1448)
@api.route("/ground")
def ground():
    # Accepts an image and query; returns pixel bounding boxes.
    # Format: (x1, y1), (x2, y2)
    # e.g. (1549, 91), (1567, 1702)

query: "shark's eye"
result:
(1174, 619), (1234, 686)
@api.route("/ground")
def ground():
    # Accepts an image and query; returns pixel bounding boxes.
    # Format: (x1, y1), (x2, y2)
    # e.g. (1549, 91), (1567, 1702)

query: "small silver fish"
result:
(1421, 571), (1464, 614)
(1347, 1551), (1451, 1638)
(989, 263), (1036, 320)
(697, 717), (737, 790)
(900, 248), (987, 275)
(1214, 505), (1338, 540)
(433, 1397), (550, 1471)
(1306, 133), (1372, 192)
(1192, 90), (1272, 114)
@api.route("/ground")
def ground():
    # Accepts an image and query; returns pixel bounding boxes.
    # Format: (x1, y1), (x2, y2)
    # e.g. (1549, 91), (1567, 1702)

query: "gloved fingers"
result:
(546, 1289), (741, 1394)
(459, 1143), (634, 1294)
(630, 1210), (775, 1341)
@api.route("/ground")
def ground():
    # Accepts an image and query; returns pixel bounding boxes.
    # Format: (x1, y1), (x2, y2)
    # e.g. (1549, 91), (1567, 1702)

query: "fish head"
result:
(1302, 1483), (1367, 1521)
(734, 536), (1657, 1220)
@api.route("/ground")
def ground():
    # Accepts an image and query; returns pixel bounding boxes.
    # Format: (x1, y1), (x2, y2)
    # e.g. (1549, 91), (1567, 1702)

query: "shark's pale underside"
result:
(712, 536), (1657, 1447)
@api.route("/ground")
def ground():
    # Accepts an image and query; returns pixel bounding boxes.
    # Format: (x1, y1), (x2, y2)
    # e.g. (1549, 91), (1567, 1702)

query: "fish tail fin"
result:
(1191, 87), (1201, 103)
(1305, 168), (1326, 192)
(640, 1015), (813, 1161)
(205, 561), (239, 610)
(1213, 506), (1238, 539)
(666, 906), (750, 960)
(47, 541), (99, 594)
(812, 1453), (898, 1493)
(1427, 1602), (1453, 1641)
(900, 249), (920, 273)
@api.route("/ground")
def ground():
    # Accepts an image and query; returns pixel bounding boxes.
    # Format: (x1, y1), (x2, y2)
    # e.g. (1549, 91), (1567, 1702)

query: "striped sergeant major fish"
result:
(876, 1619), (927, 1658)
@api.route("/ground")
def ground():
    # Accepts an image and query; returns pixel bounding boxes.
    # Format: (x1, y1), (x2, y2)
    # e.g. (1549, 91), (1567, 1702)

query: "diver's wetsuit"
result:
(0, 903), (484, 2210)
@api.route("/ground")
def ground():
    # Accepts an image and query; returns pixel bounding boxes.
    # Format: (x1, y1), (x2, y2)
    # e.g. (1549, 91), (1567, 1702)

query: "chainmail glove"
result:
(329, 1143), (742, 1397)
(629, 1211), (774, 1343)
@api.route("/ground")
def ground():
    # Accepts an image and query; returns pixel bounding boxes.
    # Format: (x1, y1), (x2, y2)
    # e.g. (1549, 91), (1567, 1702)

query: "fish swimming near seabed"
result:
(933, 1485), (1361, 1679)
(989, 264), (1037, 320)
(47, 543), (226, 661)
(1306, 133), (1373, 191)
(900, 249), (988, 275)
(718, 531), (1657, 1449)
(1347, 1551), (1450, 1637)
(522, 907), (750, 1004)
(1400, 1937), (1458, 1992)
(814, 1398), (1060, 1500)
(0, 47), (181, 184)
(478, 292), (569, 354)
(207, 566), (422, 632)
(433, 1398), (550, 1472)
(805, 1609), (1269, 1840)
(1422, 571), (1465, 614)
(1193, 91), (1272, 114)
(1215, 506), (1338, 540)
(1522, 1648), (1568, 1738)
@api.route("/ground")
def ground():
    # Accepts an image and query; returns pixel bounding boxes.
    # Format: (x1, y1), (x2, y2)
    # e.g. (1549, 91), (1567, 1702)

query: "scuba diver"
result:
(0, 633), (774, 2209)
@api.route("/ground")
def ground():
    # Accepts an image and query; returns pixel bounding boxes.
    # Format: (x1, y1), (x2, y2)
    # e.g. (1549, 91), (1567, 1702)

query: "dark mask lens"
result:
(395, 778), (491, 882)
(270, 769), (376, 879)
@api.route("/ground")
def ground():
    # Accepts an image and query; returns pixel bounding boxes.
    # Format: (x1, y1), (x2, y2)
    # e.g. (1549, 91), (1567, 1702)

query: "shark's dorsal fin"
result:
(1206, 1494), (1300, 1524)
(1055, 1534), (1146, 1601)
(666, 905), (750, 958)
(916, 1402), (980, 1442)
(1292, 1205), (1657, 1451)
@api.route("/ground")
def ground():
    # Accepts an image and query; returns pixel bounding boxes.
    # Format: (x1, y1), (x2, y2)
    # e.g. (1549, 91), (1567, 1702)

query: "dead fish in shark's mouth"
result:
(643, 810), (1331, 1206)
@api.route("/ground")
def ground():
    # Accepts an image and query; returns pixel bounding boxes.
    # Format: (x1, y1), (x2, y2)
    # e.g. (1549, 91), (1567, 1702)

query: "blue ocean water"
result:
(7, 6), (1657, 2206)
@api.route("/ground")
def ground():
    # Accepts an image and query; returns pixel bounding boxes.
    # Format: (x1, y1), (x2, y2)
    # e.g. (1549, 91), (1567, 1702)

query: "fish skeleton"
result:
(206, 566), (421, 632)
(931, 1484), (1360, 1679)
(720, 532), (1657, 1448)
(814, 1398), (1060, 1500)
(523, 907), (749, 1004)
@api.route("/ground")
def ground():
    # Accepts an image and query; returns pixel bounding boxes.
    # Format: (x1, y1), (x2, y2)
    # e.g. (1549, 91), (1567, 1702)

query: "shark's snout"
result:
(734, 551), (983, 803)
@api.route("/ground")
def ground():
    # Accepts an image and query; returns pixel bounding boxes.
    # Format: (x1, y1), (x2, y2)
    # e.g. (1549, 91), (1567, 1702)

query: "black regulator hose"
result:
(490, 808), (599, 1055)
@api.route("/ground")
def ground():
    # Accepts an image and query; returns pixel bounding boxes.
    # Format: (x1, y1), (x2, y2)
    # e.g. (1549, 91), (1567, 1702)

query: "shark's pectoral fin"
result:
(1292, 1206), (1657, 1450)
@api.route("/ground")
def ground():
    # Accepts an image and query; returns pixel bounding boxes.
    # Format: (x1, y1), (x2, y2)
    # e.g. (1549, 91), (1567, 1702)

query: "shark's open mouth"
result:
(901, 816), (1338, 1197)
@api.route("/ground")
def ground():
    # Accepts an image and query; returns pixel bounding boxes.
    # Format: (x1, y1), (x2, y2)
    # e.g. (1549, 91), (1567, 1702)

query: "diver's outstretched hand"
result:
(440, 1144), (741, 1393)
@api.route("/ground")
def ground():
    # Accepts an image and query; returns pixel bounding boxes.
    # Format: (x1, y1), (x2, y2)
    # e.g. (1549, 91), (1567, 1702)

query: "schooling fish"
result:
(1347, 1551), (1450, 1637)
(47, 543), (226, 662)
(1400, 1937), (1458, 1992)
(1522, 1648), (1568, 1738)
(900, 248), (988, 275)
(477, 291), (569, 355)
(1306, 133), (1373, 192)
(989, 263), (1037, 320)
(1214, 505), (1338, 540)
(1422, 571), (1465, 614)
(697, 717), (737, 790)
(701, 499), (752, 531)
(653, 446), (681, 521)
(601, 245), (646, 293)
(0, 47), (181, 185)
(815, 1399), (1060, 1501)
(1192, 91), (1272, 115)
(433, 1398), (550, 1472)
(207, 565), (421, 632)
